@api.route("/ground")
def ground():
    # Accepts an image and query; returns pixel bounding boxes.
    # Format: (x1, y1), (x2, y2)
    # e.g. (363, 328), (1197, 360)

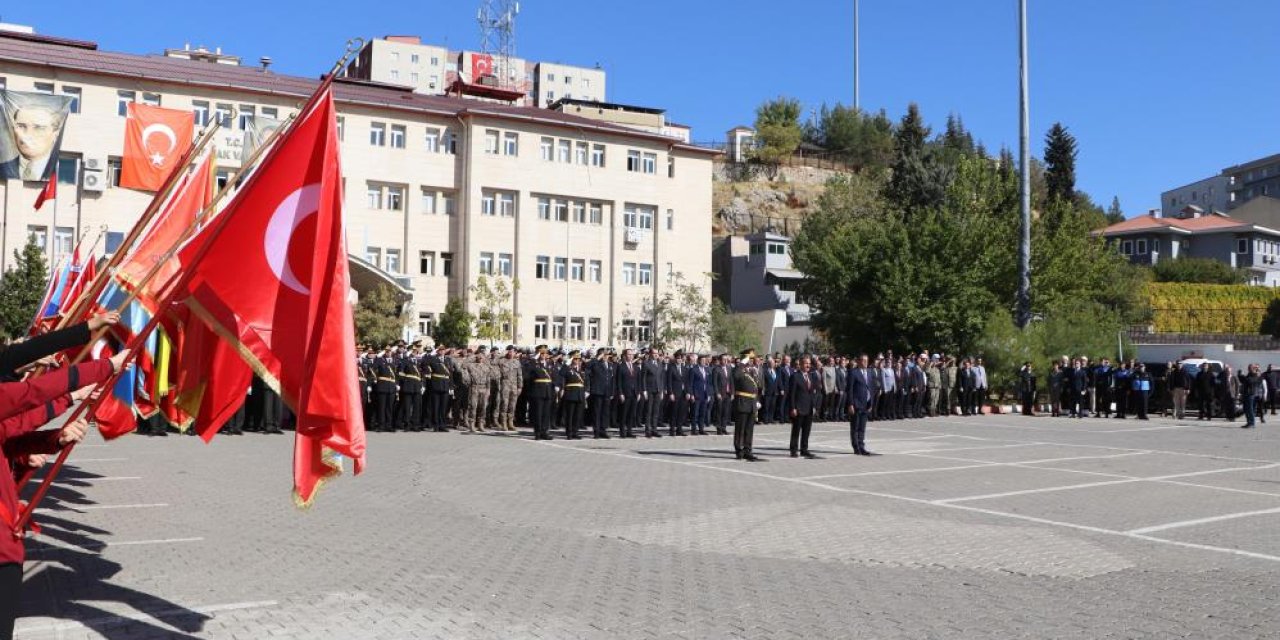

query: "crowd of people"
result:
(1018, 356), (1276, 428)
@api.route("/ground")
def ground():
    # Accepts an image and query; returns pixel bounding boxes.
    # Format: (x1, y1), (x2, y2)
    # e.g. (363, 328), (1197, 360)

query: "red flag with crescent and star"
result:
(121, 103), (195, 192)
(174, 88), (365, 506)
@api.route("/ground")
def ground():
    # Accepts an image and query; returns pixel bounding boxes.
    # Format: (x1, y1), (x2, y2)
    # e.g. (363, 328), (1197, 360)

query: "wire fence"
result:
(1134, 306), (1273, 336)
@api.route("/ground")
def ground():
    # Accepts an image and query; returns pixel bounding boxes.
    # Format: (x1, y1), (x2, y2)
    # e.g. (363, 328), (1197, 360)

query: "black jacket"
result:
(788, 370), (819, 415)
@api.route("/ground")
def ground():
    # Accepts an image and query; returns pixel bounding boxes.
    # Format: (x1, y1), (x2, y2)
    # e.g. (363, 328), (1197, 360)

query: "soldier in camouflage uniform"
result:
(454, 348), (475, 431)
(495, 345), (523, 431)
(468, 347), (493, 433)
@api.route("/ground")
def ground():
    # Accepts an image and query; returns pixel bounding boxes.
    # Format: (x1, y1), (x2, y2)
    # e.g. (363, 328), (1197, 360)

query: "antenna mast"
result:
(477, 0), (520, 89)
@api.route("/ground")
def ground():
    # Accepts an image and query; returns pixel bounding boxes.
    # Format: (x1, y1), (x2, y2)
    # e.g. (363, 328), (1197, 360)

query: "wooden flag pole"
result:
(14, 38), (363, 533)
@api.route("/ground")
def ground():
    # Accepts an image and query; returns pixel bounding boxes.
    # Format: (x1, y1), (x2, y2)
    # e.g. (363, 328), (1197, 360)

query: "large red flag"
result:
(118, 155), (214, 310)
(176, 89), (364, 505)
(121, 103), (195, 192)
(34, 166), (56, 210)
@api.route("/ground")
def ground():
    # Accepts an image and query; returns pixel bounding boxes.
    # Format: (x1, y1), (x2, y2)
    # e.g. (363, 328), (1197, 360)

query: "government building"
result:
(0, 25), (716, 348)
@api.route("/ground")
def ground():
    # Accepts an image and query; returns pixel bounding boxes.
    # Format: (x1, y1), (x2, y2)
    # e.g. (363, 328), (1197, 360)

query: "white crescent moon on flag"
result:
(141, 123), (177, 164)
(264, 184), (321, 296)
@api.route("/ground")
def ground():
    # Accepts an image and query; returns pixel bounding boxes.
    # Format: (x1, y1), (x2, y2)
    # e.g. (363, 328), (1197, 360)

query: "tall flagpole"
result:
(854, 0), (860, 110)
(1015, 0), (1032, 329)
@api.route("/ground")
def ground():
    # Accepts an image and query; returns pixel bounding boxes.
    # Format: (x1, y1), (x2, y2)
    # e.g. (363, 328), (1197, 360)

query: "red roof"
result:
(1099, 213), (1256, 237)
(0, 32), (719, 156)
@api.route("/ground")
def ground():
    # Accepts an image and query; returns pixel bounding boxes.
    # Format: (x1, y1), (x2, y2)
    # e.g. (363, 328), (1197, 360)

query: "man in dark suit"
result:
(712, 354), (733, 435)
(1194, 362), (1214, 420)
(641, 348), (666, 438)
(846, 353), (876, 455)
(688, 354), (712, 435)
(788, 356), (820, 458)
(775, 355), (793, 423)
(666, 350), (689, 436)
(957, 359), (976, 416)
(586, 349), (615, 438)
(614, 349), (642, 438)
(761, 356), (780, 425)
(732, 349), (762, 461)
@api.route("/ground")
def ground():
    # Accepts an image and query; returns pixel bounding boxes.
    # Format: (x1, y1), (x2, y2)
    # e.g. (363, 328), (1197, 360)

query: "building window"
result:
(498, 253), (513, 277)
(572, 201), (586, 224)
(60, 86), (81, 113)
(391, 52), (400, 62)
(622, 262), (636, 285)
(554, 200), (568, 222)
(534, 316), (549, 340)
(666, 262), (675, 282)
(589, 260), (602, 283)
(214, 103), (232, 127)
(116, 90), (135, 117)
(540, 137), (553, 161)
(666, 209), (675, 230)
(410, 72), (419, 84)
(638, 320), (652, 343)
(591, 144), (606, 167)
(1238, 238), (1250, 254)
(418, 312), (435, 336)
(537, 197), (551, 220)
(429, 74), (439, 90)
(386, 186), (405, 211)
(367, 185), (383, 209)
(366, 246), (382, 266)
(502, 131), (519, 156)
(442, 193), (456, 215)
(33, 82), (54, 95)
(621, 319), (636, 342)
(570, 258), (585, 281)
(421, 189), (437, 214)
(668, 156), (675, 178)
(54, 227), (74, 256)
(638, 263), (653, 286)
(588, 318), (601, 341)
(390, 125), (406, 149)
(420, 251), (436, 275)
(106, 156), (122, 187)
(548, 72), (556, 82)
(769, 243), (787, 255)
(336, 116), (345, 141)
(236, 104), (254, 130)
(425, 127), (441, 152)
(104, 230), (125, 255)
(625, 204), (654, 230)
(554, 257), (568, 280)
(410, 53), (420, 64)
(574, 141), (588, 165)
(569, 317), (583, 341)
(385, 249), (402, 274)
(1119, 240), (1132, 255)
(627, 150), (641, 172)
(370, 122), (386, 146)
(26, 225), (49, 253)
(192, 100), (210, 126)
(557, 139), (571, 163)
(484, 129), (500, 154)
(1136, 239), (1148, 255)
(498, 192), (515, 217)
(589, 203), (603, 225)
(441, 252), (454, 277)
(643, 152), (657, 174)
(536, 255), (550, 279)
(479, 252), (494, 275)
(623, 207), (637, 229)
(552, 317), (565, 340)
(137, 92), (160, 107)
(262, 107), (278, 119)
(481, 192), (496, 216)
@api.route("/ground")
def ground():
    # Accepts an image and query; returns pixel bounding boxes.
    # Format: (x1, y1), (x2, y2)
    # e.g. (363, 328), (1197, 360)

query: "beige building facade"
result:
(0, 29), (715, 349)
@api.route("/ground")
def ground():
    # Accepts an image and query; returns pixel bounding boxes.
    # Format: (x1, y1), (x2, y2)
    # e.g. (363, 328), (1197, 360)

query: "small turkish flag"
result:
(176, 88), (364, 505)
(121, 103), (194, 192)
(34, 166), (56, 210)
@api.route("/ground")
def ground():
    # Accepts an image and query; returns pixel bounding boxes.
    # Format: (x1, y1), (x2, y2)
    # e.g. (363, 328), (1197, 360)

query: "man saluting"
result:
(732, 349), (763, 461)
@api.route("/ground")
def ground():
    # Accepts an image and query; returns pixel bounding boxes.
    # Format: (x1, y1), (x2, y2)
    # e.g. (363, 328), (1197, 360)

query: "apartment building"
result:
(0, 28), (716, 347)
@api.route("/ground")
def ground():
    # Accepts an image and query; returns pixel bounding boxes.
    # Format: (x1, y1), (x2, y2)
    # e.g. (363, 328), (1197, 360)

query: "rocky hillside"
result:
(712, 164), (849, 237)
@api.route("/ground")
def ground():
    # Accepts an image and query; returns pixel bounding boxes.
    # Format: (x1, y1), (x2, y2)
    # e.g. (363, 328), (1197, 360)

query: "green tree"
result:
(750, 97), (803, 168)
(886, 103), (953, 212)
(1152, 257), (1249, 285)
(353, 284), (410, 347)
(0, 237), (48, 339)
(709, 300), (761, 354)
(1043, 122), (1078, 204)
(941, 113), (976, 156)
(1105, 196), (1125, 225)
(807, 103), (895, 171)
(433, 297), (473, 348)
(470, 275), (518, 347)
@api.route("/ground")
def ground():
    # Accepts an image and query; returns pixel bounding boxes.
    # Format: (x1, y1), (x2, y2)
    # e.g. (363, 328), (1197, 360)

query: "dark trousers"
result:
(715, 397), (732, 434)
(1219, 391), (1236, 420)
(397, 391), (421, 429)
(692, 397), (710, 432)
(762, 394), (777, 424)
(590, 396), (612, 437)
(643, 395), (661, 435)
(733, 409), (756, 457)
(1198, 393), (1212, 420)
(850, 410), (869, 452)
(669, 396), (688, 434)
(958, 390), (971, 415)
(1244, 395), (1257, 426)
(1096, 388), (1112, 416)
(789, 412), (813, 453)
(1136, 390), (1149, 419)
(619, 395), (639, 437)
(1269, 389), (1280, 415)
(1021, 391), (1034, 416)
(530, 396), (551, 438)
(430, 391), (449, 430)
(261, 388), (283, 432)
(776, 394), (789, 423)
(0, 562), (19, 640)
(564, 400), (584, 438)
(374, 391), (394, 431)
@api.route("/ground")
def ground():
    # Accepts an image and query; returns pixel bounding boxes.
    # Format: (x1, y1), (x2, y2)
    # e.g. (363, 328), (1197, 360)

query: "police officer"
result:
(732, 349), (762, 461)
(561, 351), (587, 439)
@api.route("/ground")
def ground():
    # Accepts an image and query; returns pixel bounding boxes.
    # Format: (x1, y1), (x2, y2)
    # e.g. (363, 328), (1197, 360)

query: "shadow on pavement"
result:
(17, 464), (211, 639)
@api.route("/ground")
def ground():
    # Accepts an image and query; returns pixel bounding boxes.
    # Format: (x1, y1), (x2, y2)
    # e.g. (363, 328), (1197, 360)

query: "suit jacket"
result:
(789, 370), (819, 415)
(958, 368), (976, 392)
(642, 359), (665, 395)
(712, 365), (732, 399)
(688, 365), (711, 401)
(586, 359), (614, 395)
(615, 361), (641, 398)
(666, 362), (688, 396)
(821, 366), (837, 394)
(846, 367), (875, 412)
(776, 365), (793, 398)
(763, 365), (780, 395)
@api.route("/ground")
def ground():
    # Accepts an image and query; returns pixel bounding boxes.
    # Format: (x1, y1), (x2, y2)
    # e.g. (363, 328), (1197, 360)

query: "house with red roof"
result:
(1097, 205), (1280, 286)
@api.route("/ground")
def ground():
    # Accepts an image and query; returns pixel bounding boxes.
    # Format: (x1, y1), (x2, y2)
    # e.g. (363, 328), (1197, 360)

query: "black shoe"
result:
(860, 450), (878, 456)
(802, 453), (820, 459)
(789, 451), (799, 458)
(745, 454), (765, 462)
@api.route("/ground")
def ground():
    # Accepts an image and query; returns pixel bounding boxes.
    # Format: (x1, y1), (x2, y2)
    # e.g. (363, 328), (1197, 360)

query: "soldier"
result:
(357, 347), (371, 427)
(493, 345), (522, 432)
(586, 348), (614, 438)
(426, 347), (452, 432)
(455, 349), (476, 432)
(925, 357), (941, 417)
(614, 348), (642, 438)
(396, 346), (424, 431)
(938, 356), (955, 417)
(732, 349), (762, 461)
(372, 347), (398, 432)
(666, 349), (690, 436)
(526, 345), (555, 439)
(468, 347), (493, 433)
(561, 351), (587, 439)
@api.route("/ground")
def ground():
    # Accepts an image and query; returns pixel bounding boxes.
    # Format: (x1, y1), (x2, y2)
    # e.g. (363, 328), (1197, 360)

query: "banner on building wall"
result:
(243, 114), (284, 158)
(0, 89), (73, 182)
(121, 102), (195, 191)
(471, 53), (494, 80)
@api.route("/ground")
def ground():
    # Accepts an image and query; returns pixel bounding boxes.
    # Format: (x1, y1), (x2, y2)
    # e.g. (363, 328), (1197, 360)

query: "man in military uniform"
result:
(614, 348), (642, 438)
(493, 346), (522, 432)
(467, 347), (493, 433)
(925, 356), (941, 417)
(526, 345), (555, 439)
(732, 349), (763, 461)
(426, 347), (453, 432)
(586, 348), (615, 438)
(396, 345), (424, 431)
(372, 347), (398, 432)
(561, 351), (587, 439)
(666, 350), (690, 436)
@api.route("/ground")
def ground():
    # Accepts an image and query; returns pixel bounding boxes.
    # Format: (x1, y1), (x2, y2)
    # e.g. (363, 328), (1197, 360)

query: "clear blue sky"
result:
(6, 0), (1278, 216)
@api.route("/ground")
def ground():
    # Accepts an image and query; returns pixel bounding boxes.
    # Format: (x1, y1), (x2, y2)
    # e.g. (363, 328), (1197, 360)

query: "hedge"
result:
(1144, 282), (1280, 333)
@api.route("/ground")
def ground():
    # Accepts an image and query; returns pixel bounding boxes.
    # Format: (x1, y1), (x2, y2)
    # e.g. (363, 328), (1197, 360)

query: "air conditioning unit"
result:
(82, 156), (107, 172)
(82, 169), (106, 192)
(623, 228), (641, 245)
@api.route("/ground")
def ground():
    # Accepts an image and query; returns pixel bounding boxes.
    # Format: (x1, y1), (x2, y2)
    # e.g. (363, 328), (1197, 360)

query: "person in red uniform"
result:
(0, 349), (129, 639)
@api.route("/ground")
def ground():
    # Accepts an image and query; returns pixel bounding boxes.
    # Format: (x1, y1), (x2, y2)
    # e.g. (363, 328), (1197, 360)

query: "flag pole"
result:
(14, 40), (363, 532)
(30, 225), (106, 334)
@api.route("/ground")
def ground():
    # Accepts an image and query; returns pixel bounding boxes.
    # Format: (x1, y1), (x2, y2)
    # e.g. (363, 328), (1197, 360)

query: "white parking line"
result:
(1093, 425), (1196, 433)
(1127, 507), (1280, 535)
(936, 478), (1140, 504)
(801, 463), (1002, 480)
(894, 443), (1041, 455)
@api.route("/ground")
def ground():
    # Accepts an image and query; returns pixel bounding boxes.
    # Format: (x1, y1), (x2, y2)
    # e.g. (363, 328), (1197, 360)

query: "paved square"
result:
(14, 412), (1280, 639)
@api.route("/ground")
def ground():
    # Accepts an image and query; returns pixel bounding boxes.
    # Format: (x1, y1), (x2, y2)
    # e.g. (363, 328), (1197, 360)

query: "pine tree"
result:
(1043, 123), (1078, 203)
(894, 103), (930, 159)
(942, 114), (975, 155)
(0, 237), (49, 339)
(1106, 196), (1125, 224)
(887, 103), (951, 212)
(433, 297), (473, 348)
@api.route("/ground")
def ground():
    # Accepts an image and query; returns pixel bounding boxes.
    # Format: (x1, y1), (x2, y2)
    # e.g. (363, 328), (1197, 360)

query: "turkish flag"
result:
(171, 306), (251, 440)
(471, 53), (493, 80)
(121, 103), (195, 192)
(176, 88), (365, 505)
(118, 155), (214, 310)
(34, 166), (56, 210)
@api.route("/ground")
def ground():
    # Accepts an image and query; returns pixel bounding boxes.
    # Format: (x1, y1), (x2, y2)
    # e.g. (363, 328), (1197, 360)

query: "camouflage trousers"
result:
(468, 389), (491, 432)
(494, 387), (519, 430)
